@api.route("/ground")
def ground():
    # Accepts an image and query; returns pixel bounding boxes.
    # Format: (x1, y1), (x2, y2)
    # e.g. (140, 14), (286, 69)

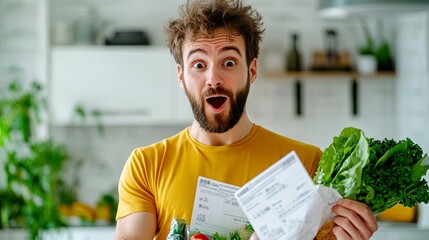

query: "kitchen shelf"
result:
(263, 71), (396, 79)
(261, 71), (396, 117)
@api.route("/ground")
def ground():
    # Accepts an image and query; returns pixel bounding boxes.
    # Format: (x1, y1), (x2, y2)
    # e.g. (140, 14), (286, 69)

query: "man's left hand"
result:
(331, 199), (378, 240)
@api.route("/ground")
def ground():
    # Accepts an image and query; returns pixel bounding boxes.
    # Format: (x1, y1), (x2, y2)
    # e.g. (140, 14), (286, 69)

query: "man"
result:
(115, 0), (378, 239)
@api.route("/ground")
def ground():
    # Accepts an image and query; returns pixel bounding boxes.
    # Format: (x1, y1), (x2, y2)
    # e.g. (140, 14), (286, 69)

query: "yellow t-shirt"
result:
(116, 124), (322, 239)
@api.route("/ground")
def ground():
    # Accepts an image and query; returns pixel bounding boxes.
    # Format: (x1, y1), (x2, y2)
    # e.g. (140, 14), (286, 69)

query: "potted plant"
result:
(0, 80), (70, 239)
(356, 19), (377, 74)
(375, 20), (395, 72)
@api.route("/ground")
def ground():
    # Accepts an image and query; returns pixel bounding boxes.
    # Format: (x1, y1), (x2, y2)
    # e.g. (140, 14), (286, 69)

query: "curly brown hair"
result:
(165, 0), (265, 67)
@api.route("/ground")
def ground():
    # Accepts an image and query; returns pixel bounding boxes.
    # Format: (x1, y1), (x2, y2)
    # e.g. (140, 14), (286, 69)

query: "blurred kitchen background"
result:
(1, 0), (429, 239)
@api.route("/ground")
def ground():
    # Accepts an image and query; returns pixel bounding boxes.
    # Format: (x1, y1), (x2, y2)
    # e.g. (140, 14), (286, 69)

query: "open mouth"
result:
(206, 96), (227, 109)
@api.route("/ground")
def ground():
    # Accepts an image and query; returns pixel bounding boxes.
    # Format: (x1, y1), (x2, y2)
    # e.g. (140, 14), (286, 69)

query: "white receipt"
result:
(190, 176), (250, 237)
(234, 151), (331, 240)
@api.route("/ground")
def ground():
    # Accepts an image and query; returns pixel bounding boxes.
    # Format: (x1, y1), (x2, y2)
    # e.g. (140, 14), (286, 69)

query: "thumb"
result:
(249, 232), (260, 240)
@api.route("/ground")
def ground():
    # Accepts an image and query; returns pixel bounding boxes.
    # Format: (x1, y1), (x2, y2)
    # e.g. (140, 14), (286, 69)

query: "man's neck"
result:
(188, 113), (254, 146)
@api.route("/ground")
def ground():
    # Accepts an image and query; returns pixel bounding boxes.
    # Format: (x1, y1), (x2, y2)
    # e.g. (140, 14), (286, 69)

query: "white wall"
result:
(0, 0), (49, 188)
(396, 12), (429, 152)
(395, 11), (429, 227)
(0, 0), (48, 86)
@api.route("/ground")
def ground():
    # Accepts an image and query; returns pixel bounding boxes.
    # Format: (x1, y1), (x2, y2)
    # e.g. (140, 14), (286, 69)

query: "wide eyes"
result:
(224, 59), (236, 67)
(193, 62), (206, 69)
(191, 59), (237, 69)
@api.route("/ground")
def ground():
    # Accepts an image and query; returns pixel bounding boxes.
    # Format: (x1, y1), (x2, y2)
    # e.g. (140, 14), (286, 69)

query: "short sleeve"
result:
(116, 148), (157, 220)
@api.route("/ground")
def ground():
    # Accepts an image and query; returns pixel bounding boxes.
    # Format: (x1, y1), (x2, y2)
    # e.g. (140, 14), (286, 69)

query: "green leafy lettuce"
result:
(314, 127), (429, 214)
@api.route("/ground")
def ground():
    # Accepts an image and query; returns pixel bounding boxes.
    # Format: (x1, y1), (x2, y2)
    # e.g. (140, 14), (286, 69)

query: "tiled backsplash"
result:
(51, 125), (187, 205)
(248, 76), (396, 146)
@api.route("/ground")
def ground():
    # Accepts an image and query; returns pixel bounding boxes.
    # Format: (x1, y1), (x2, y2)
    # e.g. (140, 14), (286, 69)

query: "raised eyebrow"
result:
(186, 48), (207, 61)
(221, 46), (242, 56)
(186, 46), (242, 61)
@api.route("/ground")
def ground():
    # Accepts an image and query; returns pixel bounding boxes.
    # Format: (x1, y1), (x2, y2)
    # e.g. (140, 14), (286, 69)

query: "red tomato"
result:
(190, 233), (210, 240)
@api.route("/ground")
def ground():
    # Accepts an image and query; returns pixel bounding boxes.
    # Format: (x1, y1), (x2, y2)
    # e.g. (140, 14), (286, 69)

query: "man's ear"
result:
(177, 64), (184, 88)
(249, 58), (258, 84)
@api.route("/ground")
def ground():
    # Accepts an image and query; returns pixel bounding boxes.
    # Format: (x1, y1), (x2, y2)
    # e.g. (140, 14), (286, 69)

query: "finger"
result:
(332, 225), (352, 240)
(249, 233), (259, 240)
(332, 205), (373, 239)
(333, 203), (376, 239)
(333, 215), (363, 240)
(332, 204), (369, 237)
(336, 199), (378, 232)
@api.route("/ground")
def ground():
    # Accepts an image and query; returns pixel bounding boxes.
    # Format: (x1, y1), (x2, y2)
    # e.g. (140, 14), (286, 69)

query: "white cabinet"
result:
(50, 46), (192, 126)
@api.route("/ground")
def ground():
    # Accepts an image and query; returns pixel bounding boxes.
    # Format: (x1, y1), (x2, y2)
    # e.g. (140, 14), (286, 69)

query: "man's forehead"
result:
(185, 28), (243, 44)
(183, 31), (245, 51)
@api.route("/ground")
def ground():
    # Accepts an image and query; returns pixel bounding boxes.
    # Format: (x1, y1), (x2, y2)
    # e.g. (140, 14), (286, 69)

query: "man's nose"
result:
(206, 65), (223, 87)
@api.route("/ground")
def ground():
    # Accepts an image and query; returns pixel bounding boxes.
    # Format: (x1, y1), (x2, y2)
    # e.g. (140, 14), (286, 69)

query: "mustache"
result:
(203, 87), (232, 97)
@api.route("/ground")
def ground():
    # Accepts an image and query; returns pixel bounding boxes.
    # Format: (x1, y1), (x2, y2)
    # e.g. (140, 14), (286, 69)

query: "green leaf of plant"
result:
(410, 154), (429, 182)
(374, 141), (408, 168)
(314, 127), (366, 188)
(74, 105), (86, 118)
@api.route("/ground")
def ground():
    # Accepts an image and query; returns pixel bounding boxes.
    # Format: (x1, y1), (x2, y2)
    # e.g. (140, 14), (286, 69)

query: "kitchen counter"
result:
(0, 226), (115, 240)
(1, 223), (428, 239)
(371, 222), (429, 240)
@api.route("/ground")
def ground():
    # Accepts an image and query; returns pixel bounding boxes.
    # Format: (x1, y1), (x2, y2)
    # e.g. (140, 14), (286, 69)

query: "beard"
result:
(183, 77), (250, 133)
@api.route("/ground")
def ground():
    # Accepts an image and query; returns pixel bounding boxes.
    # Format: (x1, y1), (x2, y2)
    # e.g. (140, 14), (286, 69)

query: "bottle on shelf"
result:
(325, 29), (339, 70)
(286, 33), (302, 72)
